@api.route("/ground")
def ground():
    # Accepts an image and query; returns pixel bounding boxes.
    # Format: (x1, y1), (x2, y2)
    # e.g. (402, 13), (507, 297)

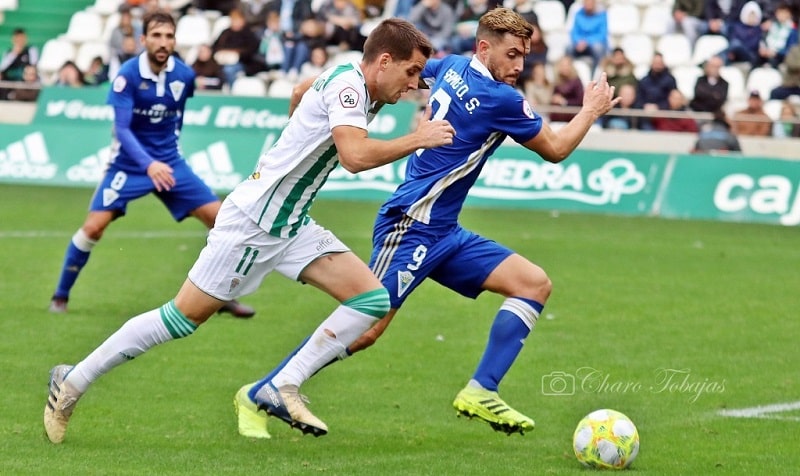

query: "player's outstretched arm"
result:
(333, 105), (455, 173)
(522, 72), (620, 163)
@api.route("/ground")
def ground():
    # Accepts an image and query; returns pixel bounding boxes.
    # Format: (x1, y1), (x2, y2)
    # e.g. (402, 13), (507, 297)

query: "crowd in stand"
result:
(2, 0), (800, 144)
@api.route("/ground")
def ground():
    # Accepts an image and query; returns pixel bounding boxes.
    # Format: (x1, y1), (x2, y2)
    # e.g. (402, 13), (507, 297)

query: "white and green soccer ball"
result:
(572, 409), (640, 470)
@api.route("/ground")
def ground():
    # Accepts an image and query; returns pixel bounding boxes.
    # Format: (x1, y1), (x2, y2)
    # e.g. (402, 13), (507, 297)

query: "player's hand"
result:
(147, 161), (176, 192)
(415, 104), (455, 149)
(583, 72), (620, 118)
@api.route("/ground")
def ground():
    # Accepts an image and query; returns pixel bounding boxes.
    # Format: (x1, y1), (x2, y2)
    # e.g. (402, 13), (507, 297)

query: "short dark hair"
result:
(12, 28), (25, 35)
(142, 10), (176, 35)
(362, 18), (432, 63)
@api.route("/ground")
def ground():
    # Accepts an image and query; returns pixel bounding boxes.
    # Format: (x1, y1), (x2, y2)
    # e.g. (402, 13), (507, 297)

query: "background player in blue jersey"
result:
(48, 10), (253, 318)
(238, 7), (620, 437)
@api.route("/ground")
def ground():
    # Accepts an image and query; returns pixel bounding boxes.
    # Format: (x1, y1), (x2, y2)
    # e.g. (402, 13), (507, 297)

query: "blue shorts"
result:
(369, 210), (514, 309)
(89, 161), (219, 221)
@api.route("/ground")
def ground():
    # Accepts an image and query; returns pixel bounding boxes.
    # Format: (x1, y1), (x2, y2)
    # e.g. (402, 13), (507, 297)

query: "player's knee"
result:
(525, 266), (553, 302)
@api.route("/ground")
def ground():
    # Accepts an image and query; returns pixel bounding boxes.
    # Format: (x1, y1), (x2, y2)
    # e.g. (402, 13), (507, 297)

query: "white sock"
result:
(65, 302), (195, 393)
(272, 305), (377, 388)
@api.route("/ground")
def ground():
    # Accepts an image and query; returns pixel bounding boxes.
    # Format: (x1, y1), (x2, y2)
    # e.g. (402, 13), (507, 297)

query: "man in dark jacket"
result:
(635, 53), (677, 130)
(689, 55), (729, 113)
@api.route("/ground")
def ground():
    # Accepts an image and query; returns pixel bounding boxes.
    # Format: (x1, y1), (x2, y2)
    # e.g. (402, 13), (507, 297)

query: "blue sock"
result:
(53, 242), (91, 299)
(472, 297), (544, 392)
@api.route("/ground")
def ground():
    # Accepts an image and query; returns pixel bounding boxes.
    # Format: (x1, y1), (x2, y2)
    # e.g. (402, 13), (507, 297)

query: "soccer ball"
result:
(572, 409), (639, 469)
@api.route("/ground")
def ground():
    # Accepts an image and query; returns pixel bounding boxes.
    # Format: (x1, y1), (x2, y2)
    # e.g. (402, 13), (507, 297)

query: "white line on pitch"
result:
(718, 401), (800, 420)
(0, 231), (209, 239)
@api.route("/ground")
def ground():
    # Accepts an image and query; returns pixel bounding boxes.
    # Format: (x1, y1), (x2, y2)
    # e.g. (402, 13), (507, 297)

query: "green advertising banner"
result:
(31, 86), (417, 139)
(659, 154), (800, 226)
(321, 148), (668, 215)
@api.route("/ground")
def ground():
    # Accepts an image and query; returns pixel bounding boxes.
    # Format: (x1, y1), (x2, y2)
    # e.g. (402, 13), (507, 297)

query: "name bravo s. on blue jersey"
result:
(380, 54), (543, 227)
(107, 54), (196, 171)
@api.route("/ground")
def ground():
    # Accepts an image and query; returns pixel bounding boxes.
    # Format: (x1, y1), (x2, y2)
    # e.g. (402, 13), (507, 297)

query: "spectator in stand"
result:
(298, 45), (329, 81)
(110, 34), (140, 78)
(192, 0), (238, 13)
(689, 56), (729, 114)
(602, 83), (640, 130)
(409, 0), (457, 54)
(273, 0), (321, 81)
(241, 0), (272, 29)
(0, 28), (39, 99)
(705, 0), (739, 36)
(212, 8), (262, 87)
(672, 0), (708, 46)
(693, 110), (742, 152)
(635, 52), (677, 130)
(550, 56), (584, 123)
(598, 47), (638, 97)
(84, 56), (110, 86)
(192, 44), (226, 90)
(55, 61), (87, 88)
(567, 0), (608, 72)
(318, 0), (364, 51)
(653, 89), (699, 132)
(772, 98), (800, 137)
(758, 2), (798, 67)
(450, 0), (501, 55)
(523, 63), (553, 119)
(770, 42), (800, 98)
(517, 23), (548, 90)
(721, 1), (764, 68)
(732, 89), (773, 136)
(6, 64), (41, 102)
(254, 10), (285, 75)
(109, 5), (143, 62)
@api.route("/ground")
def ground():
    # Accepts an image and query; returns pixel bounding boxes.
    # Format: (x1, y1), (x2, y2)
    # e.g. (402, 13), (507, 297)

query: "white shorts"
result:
(187, 199), (350, 301)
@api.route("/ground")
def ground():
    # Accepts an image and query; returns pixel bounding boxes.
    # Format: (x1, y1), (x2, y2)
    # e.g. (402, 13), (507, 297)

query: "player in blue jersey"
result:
(48, 10), (254, 318)
(236, 8), (620, 437)
(43, 18), (456, 444)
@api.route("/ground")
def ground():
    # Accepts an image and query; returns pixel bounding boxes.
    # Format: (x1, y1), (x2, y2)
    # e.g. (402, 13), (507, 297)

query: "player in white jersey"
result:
(237, 8), (620, 438)
(43, 18), (456, 444)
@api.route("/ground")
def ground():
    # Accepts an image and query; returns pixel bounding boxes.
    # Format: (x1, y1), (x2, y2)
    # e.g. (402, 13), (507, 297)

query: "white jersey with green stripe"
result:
(227, 61), (374, 238)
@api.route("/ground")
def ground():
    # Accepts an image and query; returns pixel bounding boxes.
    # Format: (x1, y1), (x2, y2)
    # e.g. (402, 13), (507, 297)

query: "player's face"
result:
(375, 50), (428, 104)
(142, 21), (176, 69)
(482, 33), (529, 86)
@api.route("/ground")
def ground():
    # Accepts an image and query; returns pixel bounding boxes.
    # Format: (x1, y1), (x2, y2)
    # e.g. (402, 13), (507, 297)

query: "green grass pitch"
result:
(2, 184), (799, 475)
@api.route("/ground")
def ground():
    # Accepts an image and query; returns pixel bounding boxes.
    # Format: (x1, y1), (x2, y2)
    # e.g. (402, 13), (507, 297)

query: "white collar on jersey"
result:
(138, 53), (175, 97)
(469, 55), (494, 80)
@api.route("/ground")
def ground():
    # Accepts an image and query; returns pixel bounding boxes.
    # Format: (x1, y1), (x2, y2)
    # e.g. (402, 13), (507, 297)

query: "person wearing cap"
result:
(732, 90), (772, 136)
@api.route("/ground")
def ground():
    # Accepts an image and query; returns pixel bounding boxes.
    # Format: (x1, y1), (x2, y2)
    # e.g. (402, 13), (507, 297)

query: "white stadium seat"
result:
(38, 39), (77, 79)
(0, 0), (19, 10)
(545, 30), (571, 65)
(672, 65), (702, 100)
(90, 0), (124, 16)
(607, 3), (640, 37)
(64, 10), (105, 44)
(640, 4), (673, 37)
(175, 14), (211, 49)
(619, 33), (654, 67)
(267, 78), (296, 98)
(691, 35), (729, 66)
(211, 15), (231, 43)
(533, 1), (567, 33)
(746, 66), (783, 100)
(75, 41), (110, 72)
(763, 99), (784, 121)
(657, 33), (692, 68)
(231, 76), (268, 97)
(719, 65), (746, 100)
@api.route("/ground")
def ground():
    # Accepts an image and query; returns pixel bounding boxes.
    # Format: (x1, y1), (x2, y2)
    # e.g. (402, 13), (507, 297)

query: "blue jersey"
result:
(378, 54), (543, 228)
(107, 54), (195, 171)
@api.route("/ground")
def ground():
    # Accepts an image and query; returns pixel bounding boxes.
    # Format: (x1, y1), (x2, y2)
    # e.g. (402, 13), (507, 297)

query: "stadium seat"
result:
(656, 33), (692, 68)
(64, 10), (105, 44)
(38, 39), (77, 80)
(101, 12), (120, 43)
(607, 3), (640, 37)
(532, 1), (566, 33)
(746, 66), (783, 100)
(75, 41), (110, 72)
(763, 99), (784, 121)
(619, 33), (654, 67)
(267, 78), (295, 98)
(175, 13), (211, 49)
(0, 0), (18, 10)
(331, 50), (363, 65)
(719, 65), (746, 100)
(231, 76), (268, 97)
(211, 15), (231, 43)
(690, 35), (728, 66)
(90, 0), (124, 16)
(672, 64), (702, 100)
(545, 30), (570, 64)
(640, 4), (673, 37)
(573, 58), (592, 85)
